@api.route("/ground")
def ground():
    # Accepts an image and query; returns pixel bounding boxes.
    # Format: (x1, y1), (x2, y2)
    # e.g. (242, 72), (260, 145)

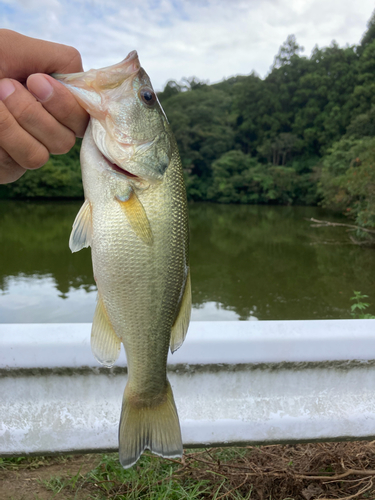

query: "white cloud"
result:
(0, 0), (374, 89)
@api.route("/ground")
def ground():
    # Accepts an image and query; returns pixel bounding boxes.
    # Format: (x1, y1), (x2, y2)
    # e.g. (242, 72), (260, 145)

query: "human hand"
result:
(0, 29), (89, 184)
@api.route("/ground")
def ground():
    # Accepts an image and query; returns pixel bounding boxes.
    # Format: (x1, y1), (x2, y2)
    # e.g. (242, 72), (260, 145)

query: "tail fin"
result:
(118, 380), (183, 468)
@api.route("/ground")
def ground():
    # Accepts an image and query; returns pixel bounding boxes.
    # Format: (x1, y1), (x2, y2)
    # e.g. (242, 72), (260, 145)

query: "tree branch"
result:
(306, 218), (375, 235)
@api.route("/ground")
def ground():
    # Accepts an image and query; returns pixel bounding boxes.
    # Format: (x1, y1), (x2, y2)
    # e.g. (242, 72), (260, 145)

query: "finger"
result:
(27, 74), (89, 138)
(0, 92), (49, 171)
(0, 29), (84, 81)
(0, 78), (76, 154)
(0, 147), (26, 184)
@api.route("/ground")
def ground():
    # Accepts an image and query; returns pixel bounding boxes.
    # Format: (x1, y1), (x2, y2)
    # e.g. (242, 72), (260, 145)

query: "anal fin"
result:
(69, 199), (92, 253)
(91, 294), (121, 367)
(170, 269), (191, 353)
(116, 189), (153, 245)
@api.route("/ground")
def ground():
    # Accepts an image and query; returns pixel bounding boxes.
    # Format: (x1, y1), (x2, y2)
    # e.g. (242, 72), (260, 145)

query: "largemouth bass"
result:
(54, 51), (191, 468)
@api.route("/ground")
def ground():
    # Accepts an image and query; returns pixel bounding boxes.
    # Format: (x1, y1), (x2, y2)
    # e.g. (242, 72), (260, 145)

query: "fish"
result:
(53, 51), (191, 468)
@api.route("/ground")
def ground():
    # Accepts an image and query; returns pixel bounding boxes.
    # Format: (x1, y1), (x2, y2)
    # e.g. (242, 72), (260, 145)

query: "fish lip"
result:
(52, 50), (140, 89)
(102, 155), (139, 179)
(111, 163), (139, 178)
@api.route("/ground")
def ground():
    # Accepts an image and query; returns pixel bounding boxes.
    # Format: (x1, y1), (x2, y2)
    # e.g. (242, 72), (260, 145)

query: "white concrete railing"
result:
(1, 319), (375, 456)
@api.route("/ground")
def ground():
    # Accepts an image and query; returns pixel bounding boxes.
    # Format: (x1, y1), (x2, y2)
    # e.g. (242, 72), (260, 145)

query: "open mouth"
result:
(104, 156), (139, 179)
(111, 162), (138, 178)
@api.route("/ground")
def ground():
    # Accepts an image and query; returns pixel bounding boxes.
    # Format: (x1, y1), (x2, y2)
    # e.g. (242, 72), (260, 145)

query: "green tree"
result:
(208, 150), (310, 206)
(319, 135), (375, 231)
(207, 150), (263, 203)
(348, 39), (375, 116)
(359, 9), (375, 53)
(0, 140), (83, 199)
(161, 83), (235, 200)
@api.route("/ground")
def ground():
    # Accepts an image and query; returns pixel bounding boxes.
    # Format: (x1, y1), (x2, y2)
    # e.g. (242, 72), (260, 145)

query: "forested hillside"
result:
(2, 12), (375, 231)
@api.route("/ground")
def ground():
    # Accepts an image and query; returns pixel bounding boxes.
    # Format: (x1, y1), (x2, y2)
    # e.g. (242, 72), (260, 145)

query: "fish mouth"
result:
(105, 157), (139, 179)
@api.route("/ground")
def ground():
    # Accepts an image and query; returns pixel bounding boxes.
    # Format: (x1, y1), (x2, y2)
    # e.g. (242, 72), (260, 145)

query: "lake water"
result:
(0, 200), (374, 323)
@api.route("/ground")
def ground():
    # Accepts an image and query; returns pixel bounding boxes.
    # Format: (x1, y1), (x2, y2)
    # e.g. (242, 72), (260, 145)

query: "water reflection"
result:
(1, 275), (96, 323)
(0, 200), (374, 322)
(189, 203), (375, 320)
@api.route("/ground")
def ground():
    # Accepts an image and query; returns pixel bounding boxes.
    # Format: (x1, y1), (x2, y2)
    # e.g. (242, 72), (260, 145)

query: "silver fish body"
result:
(54, 52), (191, 468)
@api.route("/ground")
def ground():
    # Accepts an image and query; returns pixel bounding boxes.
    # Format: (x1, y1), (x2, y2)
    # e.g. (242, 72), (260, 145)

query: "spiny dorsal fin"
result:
(170, 269), (191, 353)
(91, 293), (122, 368)
(115, 189), (153, 245)
(69, 199), (92, 253)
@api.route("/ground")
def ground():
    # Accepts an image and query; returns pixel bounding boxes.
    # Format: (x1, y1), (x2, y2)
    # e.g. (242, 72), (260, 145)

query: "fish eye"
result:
(140, 87), (156, 106)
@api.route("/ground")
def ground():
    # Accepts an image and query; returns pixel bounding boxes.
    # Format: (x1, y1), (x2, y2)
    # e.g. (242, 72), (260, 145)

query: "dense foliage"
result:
(2, 12), (375, 230)
(159, 14), (375, 230)
(0, 140), (83, 199)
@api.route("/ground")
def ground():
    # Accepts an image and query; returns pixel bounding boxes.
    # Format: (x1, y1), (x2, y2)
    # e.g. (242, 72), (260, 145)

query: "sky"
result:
(1, 0), (374, 91)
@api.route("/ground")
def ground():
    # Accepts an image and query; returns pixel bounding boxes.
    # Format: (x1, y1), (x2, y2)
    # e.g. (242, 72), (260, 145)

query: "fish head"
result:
(53, 52), (172, 183)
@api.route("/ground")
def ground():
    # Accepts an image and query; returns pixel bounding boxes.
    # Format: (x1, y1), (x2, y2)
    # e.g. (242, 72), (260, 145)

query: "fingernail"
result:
(27, 74), (53, 102)
(0, 79), (15, 101)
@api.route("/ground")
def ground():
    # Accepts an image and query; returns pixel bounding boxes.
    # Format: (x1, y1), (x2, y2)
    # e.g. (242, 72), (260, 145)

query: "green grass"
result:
(84, 453), (209, 499)
(35, 452), (210, 500)
(41, 465), (84, 495)
(0, 455), (71, 470)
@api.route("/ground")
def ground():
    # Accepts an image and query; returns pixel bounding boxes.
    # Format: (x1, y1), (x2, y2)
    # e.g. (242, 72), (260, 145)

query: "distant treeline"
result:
(2, 12), (375, 232)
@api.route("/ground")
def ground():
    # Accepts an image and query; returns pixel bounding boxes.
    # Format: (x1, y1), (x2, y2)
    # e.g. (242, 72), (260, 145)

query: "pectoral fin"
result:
(91, 294), (122, 367)
(69, 199), (92, 253)
(170, 269), (191, 353)
(116, 189), (153, 245)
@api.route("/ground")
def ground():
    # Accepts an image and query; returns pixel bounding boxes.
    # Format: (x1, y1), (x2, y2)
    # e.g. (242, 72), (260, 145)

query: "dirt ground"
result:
(0, 454), (100, 500)
(2, 441), (375, 500)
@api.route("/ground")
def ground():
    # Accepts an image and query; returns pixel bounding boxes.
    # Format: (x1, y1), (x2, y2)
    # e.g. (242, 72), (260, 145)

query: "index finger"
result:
(0, 29), (83, 82)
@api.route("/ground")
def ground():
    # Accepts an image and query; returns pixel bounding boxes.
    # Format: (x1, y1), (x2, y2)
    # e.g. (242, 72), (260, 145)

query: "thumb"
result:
(27, 74), (89, 138)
